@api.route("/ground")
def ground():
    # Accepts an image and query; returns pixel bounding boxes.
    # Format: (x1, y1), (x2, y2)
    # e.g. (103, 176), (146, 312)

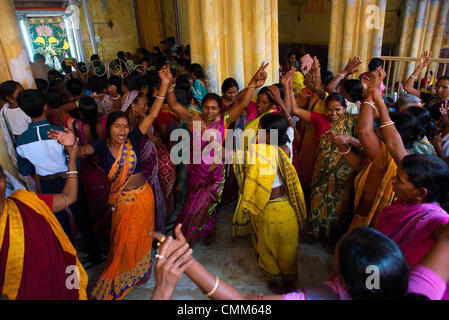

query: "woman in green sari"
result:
(290, 92), (360, 245)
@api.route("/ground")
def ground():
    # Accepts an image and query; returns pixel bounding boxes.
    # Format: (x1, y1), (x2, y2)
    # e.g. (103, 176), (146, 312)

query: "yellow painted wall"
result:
(160, 0), (176, 41)
(79, 0), (138, 60)
(278, 0), (330, 45)
(179, 0), (190, 45)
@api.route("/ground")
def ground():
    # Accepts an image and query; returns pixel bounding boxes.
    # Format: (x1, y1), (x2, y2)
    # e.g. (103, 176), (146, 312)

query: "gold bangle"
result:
(111, 94), (121, 100)
(205, 276), (220, 297)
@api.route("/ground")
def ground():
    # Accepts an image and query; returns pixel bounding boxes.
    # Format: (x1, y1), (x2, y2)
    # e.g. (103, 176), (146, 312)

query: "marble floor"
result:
(85, 201), (334, 300)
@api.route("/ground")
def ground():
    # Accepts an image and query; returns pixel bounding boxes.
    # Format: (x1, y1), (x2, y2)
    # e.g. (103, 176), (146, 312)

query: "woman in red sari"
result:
(50, 69), (170, 300)
(0, 140), (88, 300)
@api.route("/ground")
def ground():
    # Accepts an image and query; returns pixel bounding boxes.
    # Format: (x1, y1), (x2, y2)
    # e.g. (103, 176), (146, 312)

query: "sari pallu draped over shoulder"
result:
(0, 189), (88, 300)
(234, 143), (307, 283)
(309, 114), (358, 242)
(175, 114), (227, 247)
(234, 143), (307, 230)
(232, 110), (275, 237)
(91, 138), (154, 300)
(376, 200), (449, 299)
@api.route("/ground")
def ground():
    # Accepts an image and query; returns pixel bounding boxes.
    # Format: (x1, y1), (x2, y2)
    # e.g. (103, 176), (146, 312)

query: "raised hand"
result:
(47, 128), (76, 147)
(418, 51), (432, 69)
(361, 67), (385, 99)
(311, 56), (320, 74)
(280, 70), (292, 88)
(267, 85), (283, 106)
(250, 62), (269, 88)
(159, 65), (172, 84)
(343, 56), (362, 76)
(440, 101), (449, 120)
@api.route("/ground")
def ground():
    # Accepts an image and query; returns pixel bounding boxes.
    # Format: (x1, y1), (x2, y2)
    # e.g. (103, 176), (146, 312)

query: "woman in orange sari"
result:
(50, 69), (170, 300)
(0, 141), (88, 300)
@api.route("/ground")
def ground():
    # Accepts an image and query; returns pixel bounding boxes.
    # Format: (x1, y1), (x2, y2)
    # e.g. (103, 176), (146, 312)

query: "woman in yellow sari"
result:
(50, 68), (170, 300)
(235, 96), (306, 293)
(232, 81), (291, 237)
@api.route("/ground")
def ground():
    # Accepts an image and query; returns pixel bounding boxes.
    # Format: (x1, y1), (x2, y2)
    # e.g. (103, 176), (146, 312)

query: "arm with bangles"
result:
(56, 101), (78, 127)
(357, 71), (383, 161)
(50, 137), (80, 213)
(109, 84), (123, 112)
(151, 225), (284, 301)
(138, 67), (170, 135)
(373, 69), (409, 165)
(305, 57), (327, 101)
(326, 56), (362, 94)
(227, 62), (269, 124)
(327, 130), (366, 171)
(164, 71), (190, 122)
(403, 51), (431, 98)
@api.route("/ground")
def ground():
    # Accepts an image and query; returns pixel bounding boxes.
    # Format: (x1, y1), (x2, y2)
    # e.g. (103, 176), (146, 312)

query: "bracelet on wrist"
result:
(340, 145), (351, 155)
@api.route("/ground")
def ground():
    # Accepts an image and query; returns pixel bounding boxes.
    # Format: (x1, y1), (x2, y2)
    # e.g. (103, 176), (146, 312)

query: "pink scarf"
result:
(376, 200), (449, 299)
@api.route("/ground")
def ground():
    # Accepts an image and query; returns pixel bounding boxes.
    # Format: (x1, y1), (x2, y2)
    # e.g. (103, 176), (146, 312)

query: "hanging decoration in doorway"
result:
(26, 16), (72, 61)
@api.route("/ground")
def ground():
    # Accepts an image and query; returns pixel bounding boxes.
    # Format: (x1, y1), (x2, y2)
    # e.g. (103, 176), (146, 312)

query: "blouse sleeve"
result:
(129, 127), (144, 147)
(90, 140), (106, 158)
(408, 264), (447, 300)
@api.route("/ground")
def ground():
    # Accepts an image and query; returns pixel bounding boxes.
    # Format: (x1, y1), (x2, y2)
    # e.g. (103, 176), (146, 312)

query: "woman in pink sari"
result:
(164, 63), (269, 246)
(367, 68), (449, 299)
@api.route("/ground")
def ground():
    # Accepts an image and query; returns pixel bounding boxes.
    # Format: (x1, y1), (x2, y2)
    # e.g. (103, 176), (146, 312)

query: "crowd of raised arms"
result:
(1, 42), (449, 300)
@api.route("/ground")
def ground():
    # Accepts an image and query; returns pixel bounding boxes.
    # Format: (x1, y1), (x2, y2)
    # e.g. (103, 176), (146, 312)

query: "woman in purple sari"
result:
(366, 68), (449, 299)
(122, 90), (167, 233)
(163, 63), (269, 246)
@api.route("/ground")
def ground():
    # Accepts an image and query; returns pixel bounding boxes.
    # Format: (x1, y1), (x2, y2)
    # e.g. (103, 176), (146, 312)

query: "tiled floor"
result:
(86, 201), (334, 300)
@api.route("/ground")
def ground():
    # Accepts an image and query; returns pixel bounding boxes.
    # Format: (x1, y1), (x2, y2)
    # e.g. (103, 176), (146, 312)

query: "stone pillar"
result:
(328, 0), (345, 74)
(0, 0), (35, 180)
(430, 0), (449, 74)
(407, 0), (427, 75)
(327, 0), (387, 77)
(187, 0), (279, 93)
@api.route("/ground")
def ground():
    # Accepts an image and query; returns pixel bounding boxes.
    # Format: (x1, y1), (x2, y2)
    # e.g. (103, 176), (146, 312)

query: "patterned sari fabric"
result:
(0, 189), (88, 300)
(175, 114), (227, 247)
(139, 134), (166, 234)
(232, 110), (275, 237)
(91, 139), (154, 300)
(156, 145), (176, 218)
(309, 114), (358, 242)
(376, 200), (449, 299)
(235, 144), (306, 284)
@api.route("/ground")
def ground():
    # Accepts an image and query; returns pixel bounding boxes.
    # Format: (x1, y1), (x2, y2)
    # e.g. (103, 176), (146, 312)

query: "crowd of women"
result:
(0, 44), (449, 300)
